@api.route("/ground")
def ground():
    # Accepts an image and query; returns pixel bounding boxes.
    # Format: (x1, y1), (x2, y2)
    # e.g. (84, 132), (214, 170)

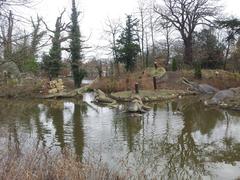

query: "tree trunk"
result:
(166, 29), (170, 65)
(72, 64), (80, 88)
(145, 32), (149, 67)
(184, 37), (193, 65)
(224, 40), (231, 70)
(3, 11), (13, 61)
(150, 13), (155, 62)
(112, 32), (119, 77)
(140, 10), (145, 69)
(114, 61), (120, 77)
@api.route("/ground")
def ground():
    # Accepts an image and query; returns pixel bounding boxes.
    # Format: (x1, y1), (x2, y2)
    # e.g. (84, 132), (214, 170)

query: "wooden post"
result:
(154, 62), (158, 70)
(153, 76), (157, 90)
(3, 71), (8, 84)
(135, 83), (139, 94)
(126, 78), (129, 91)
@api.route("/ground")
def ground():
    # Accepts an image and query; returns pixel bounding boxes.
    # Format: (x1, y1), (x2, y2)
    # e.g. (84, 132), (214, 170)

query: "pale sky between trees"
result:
(25, 0), (240, 59)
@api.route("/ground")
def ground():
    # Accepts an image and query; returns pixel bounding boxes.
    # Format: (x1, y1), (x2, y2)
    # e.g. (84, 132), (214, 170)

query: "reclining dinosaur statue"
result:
(182, 78), (240, 109)
(206, 88), (240, 105)
(182, 78), (219, 94)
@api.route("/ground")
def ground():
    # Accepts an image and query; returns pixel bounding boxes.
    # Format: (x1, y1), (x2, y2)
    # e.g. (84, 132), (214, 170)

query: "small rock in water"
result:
(204, 101), (208, 106)
(173, 111), (183, 115)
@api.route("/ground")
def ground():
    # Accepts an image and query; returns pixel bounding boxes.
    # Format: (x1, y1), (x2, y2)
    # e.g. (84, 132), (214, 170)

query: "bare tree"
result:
(0, 0), (32, 7)
(1, 11), (14, 60)
(145, 31), (150, 67)
(156, 20), (175, 64)
(154, 0), (220, 64)
(0, 0), (33, 24)
(148, 4), (156, 60)
(42, 10), (70, 44)
(30, 16), (47, 56)
(0, 0), (32, 13)
(138, 0), (146, 69)
(0, 0), (35, 60)
(104, 17), (121, 76)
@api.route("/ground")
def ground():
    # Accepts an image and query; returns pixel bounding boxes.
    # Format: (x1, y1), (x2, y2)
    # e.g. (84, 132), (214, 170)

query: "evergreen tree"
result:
(42, 11), (69, 79)
(216, 18), (240, 69)
(41, 53), (51, 78)
(194, 29), (224, 69)
(70, 0), (86, 88)
(231, 37), (240, 72)
(116, 15), (140, 72)
(48, 19), (62, 79)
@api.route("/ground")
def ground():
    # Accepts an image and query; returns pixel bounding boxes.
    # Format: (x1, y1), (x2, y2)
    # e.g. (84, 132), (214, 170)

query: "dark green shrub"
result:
(194, 61), (202, 79)
(172, 58), (177, 71)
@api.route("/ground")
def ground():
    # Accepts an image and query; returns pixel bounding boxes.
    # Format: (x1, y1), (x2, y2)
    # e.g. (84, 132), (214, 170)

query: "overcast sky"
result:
(25, 0), (240, 59)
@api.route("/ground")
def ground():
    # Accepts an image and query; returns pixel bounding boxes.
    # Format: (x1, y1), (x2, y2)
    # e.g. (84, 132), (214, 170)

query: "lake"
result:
(0, 93), (240, 179)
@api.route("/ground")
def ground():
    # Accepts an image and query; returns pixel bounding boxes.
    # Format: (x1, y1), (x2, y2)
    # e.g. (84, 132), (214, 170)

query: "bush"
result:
(23, 58), (39, 74)
(194, 61), (202, 79)
(172, 58), (177, 71)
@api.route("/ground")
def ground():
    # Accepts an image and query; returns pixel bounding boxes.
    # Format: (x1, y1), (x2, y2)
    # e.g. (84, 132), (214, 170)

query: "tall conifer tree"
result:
(70, 0), (86, 88)
(116, 15), (140, 72)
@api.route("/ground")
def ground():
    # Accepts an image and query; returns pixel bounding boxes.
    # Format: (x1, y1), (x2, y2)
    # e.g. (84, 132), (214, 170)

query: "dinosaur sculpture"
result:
(127, 95), (151, 113)
(182, 78), (240, 111)
(206, 88), (240, 106)
(182, 78), (218, 94)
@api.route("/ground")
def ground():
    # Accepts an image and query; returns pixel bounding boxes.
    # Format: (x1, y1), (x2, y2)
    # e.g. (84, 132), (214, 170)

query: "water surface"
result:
(0, 94), (240, 179)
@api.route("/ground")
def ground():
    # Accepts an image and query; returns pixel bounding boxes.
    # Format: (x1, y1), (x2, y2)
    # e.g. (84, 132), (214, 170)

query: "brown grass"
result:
(0, 77), (78, 98)
(0, 148), (125, 180)
(92, 69), (240, 94)
(91, 68), (166, 93)
(0, 127), (126, 180)
(0, 78), (45, 98)
(182, 69), (240, 90)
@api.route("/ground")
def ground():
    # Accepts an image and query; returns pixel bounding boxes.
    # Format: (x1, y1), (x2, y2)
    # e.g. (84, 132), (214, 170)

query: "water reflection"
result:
(113, 115), (143, 152)
(72, 103), (86, 159)
(46, 101), (65, 149)
(0, 95), (240, 178)
(41, 100), (87, 159)
(176, 98), (225, 135)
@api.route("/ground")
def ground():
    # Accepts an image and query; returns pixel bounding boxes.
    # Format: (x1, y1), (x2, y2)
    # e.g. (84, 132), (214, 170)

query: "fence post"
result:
(135, 83), (139, 94)
(153, 76), (157, 90)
